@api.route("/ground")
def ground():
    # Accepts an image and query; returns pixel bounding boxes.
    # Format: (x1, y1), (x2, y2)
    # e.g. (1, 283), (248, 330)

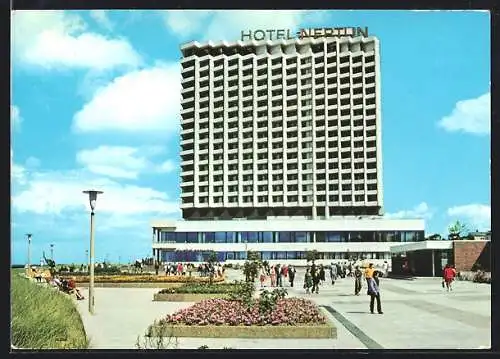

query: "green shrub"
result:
(258, 288), (288, 315)
(158, 281), (244, 295)
(11, 273), (88, 349)
(228, 281), (255, 309)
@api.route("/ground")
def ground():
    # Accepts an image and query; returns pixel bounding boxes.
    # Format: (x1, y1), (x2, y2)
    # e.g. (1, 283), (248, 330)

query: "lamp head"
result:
(83, 190), (103, 211)
(26, 233), (32, 241)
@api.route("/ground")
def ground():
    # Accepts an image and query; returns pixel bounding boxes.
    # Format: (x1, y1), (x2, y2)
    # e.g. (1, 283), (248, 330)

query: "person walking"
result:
(270, 265), (277, 287)
(329, 263), (337, 285)
(354, 265), (363, 295)
(304, 268), (313, 294)
(311, 266), (321, 294)
(367, 274), (383, 314)
(259, 267), (267, 288)
(443, 264), (456, 291)
(336, 263), (342, 279)
(288, 265), (296, 287)
(364, 263), (375, 280)
(382, 261), (389, 277)
(275, 264), (283, 287)
(319, 264), (326, 286)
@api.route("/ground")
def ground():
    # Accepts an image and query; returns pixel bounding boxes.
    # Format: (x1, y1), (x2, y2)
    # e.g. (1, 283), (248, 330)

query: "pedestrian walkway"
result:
(74, 269), (491, 349)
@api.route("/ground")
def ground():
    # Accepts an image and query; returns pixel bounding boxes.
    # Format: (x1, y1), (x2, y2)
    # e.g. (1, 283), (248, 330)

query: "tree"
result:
(428, 233), (442, 241)
(206, 251), (218, 284)
(448, 220), (469, 240)
(207, 251), (218, 264)
(243, 250), (261, 282)
(247, 251), (260, 262)
(306, 250), (319, 263)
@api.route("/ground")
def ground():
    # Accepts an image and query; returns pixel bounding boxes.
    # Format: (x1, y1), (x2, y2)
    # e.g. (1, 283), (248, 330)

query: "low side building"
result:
(390, 239), (491, 277)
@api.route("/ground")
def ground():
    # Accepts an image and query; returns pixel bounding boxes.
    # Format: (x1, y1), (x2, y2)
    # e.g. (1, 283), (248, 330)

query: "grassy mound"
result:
(11, 272), (89, 349)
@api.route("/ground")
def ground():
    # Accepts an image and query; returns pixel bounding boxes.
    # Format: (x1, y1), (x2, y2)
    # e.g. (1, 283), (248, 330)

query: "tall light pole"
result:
(50, 243), (54, 261)
(83, 189), (103, 315)
(85, 249), (89, 271)
(26, 233), (33, 275)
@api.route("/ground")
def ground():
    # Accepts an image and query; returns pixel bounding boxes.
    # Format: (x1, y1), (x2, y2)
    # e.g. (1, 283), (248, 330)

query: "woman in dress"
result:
(270, 265), (277, 287)
(259, 267), (267, 288)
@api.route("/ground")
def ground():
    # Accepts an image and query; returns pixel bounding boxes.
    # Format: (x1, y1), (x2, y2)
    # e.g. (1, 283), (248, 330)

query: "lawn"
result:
(11, 271), (89, 349)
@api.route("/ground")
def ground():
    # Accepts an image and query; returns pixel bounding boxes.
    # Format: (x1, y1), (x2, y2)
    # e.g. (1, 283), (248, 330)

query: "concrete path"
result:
(74, 269), (491, 349)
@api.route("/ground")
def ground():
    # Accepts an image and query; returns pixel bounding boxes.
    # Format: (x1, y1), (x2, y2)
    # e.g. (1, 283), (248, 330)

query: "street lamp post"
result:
(85, 249), (89, 271)
(83, 189), (103, 315)
(50, 243), (54, 261)
(26, 233), (33, 276)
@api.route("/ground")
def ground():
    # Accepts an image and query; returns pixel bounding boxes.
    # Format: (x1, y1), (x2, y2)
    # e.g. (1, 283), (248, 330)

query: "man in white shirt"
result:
(382, 261), (389, 277)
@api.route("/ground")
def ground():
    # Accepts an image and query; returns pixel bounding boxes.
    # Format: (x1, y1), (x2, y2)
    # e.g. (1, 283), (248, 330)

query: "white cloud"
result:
(11, 149), (27, 185)
(438, 93), (490, 135)
(163, 10), (213, 38)
(11, 165), (180, 226)
(157, 160), (176, 173)
(385, 202), (433, 220)
(11, 105), (22, 130)
(447, 204), (491, 231)
(72, 63), (181, 133)
(76, 145), (177, 179)
(12, 10), (141, 70)
(162, 10), (327, 41)
(90, 10), (114, 31)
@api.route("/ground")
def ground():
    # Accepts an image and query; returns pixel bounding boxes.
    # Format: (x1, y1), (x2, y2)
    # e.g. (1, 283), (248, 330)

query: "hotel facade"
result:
(152, 32), (425, 265)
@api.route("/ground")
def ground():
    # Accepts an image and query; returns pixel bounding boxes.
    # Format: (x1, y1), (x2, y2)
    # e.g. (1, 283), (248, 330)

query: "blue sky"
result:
(11, 10), (490, 265)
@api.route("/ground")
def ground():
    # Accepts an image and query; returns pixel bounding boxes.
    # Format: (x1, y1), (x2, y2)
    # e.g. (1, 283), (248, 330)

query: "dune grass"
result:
(11, 271), (89, 349)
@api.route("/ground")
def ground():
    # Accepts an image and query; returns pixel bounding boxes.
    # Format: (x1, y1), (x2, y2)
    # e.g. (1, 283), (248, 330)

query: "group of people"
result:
(302, 262), (384, 314)
(159, 262), (224, 278)
(303, 264), (326, 294)
(50, 275), (85, 300)
(259, 263), (297, 288)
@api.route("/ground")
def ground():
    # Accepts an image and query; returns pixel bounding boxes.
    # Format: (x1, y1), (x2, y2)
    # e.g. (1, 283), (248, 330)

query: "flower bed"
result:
(153, 283), (243, 301)
(61, 275), (224, 284)
(148, 298), (336, 338)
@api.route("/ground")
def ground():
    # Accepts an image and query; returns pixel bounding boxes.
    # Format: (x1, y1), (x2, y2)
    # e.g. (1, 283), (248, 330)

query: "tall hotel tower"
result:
(151, 32), (425, 264)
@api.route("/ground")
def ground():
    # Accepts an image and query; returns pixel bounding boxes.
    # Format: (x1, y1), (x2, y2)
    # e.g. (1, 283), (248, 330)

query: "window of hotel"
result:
(241, 232), (258, 243)
(325, 232), (342, 242)
(278, 232), (292, 243)
(205, 232), (215, 243)
(226, 232), (237, 243)
(176, 232), (187, 243)
(261, 232), (274, 243)
(214, 232), (226, 243)
(187, 233), (197, 243)
(295, 232), (309, 243)
(277, 252), (287, 260)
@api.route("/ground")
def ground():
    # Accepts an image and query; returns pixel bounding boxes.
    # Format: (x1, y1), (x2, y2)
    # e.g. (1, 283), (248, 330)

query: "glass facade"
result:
(160, 250), (392, 262)
(158, 230), (424, 244)
(156, 230), (420, 262)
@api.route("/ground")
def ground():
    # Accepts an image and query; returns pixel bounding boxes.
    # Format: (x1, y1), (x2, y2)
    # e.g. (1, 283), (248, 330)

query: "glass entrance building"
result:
(151, 218), (425, 265)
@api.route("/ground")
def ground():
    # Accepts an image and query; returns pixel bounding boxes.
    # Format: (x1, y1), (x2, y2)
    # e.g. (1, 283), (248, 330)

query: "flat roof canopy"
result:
(151, 218), (425, 232)
(390, 240), (453, 254)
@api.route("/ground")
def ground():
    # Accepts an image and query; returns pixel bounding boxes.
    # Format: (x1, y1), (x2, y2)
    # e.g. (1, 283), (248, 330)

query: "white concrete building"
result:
(151, 218), (425, 265)
(153, 32), (425, 265)
(180, 36), (383, 220)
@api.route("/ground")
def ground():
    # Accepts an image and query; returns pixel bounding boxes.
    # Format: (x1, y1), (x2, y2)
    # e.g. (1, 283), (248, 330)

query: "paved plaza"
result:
(74, 269), (491, 349)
